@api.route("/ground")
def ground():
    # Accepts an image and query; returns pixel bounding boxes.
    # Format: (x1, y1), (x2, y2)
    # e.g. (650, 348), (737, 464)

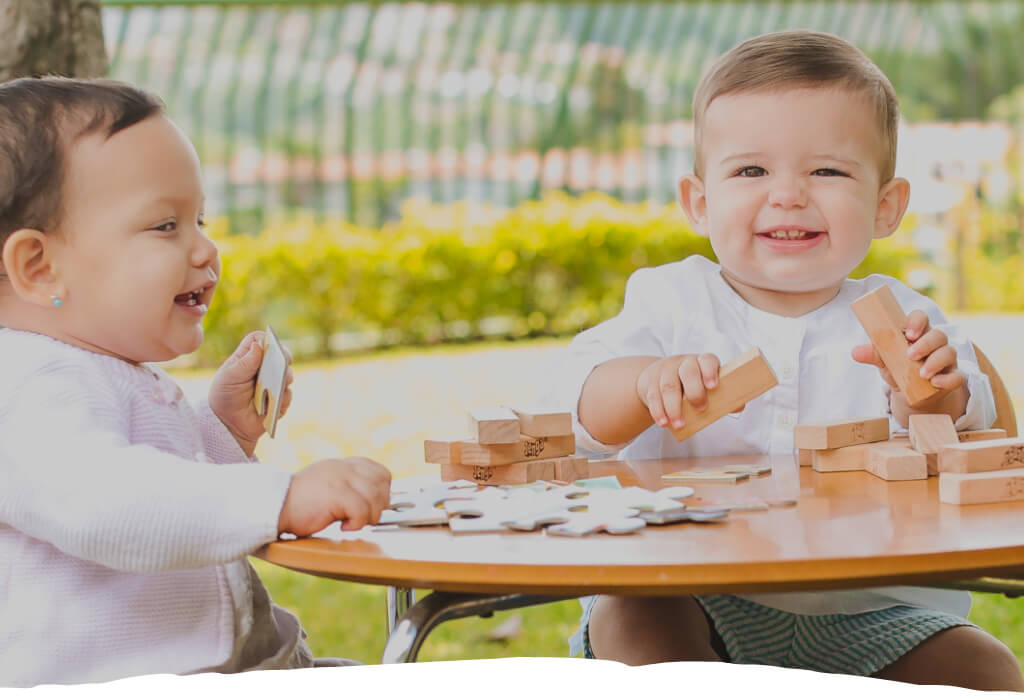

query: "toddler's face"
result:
(50, 115), (219, 363)
(680, 87), (908, 315)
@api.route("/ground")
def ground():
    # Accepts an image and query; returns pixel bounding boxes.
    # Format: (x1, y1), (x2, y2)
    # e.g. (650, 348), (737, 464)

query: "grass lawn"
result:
(171, 329), (1024, 667)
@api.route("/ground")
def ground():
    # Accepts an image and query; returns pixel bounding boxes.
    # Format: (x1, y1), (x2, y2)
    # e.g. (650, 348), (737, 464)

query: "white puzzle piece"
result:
(379, 481), (479, 527)
(253, 325), (290, 438)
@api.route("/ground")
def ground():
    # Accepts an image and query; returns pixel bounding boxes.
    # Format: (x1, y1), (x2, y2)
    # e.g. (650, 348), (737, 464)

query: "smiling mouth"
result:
(759, 230), (824, 240)
(174, 288), (205, 306)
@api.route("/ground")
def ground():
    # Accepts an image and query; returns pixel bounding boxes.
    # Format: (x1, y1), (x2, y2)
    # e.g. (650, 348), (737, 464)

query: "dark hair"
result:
(692, 30), (899, 181)
(0, 76), (165, 277)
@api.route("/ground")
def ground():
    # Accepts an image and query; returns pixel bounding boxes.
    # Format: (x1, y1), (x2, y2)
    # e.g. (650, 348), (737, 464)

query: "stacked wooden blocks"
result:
(795, 415), (1008, 482)
(938, 435), (1024, 505)
(424, 407), (588, 486)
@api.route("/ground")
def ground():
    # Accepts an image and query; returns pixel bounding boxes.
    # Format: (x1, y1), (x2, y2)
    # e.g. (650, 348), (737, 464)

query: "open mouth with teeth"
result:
(758, 229), (824, 241)
(174, 288), (206, 306)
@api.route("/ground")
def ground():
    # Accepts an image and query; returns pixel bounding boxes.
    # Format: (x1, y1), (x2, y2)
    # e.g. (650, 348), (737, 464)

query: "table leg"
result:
(381, 592), (575, 663)
(386, 586), (414, 635)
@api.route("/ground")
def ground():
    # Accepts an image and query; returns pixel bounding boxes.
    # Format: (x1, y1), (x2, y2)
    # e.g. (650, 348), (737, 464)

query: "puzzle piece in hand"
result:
(379, 481), (480, 527)
(253, 325), (290, 438)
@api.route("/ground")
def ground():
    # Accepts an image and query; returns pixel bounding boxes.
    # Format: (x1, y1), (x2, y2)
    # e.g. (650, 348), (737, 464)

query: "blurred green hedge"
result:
(198, 192), (919, 365)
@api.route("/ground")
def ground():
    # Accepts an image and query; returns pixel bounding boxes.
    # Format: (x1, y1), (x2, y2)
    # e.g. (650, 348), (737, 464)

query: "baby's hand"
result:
(851, 309), (965, 395)
(278, 457), (392, 536)
(209, 330), (294, 457)
(636, 354), (738, 431)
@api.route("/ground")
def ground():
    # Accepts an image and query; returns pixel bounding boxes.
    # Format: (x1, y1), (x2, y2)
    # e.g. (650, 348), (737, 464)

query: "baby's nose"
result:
(768, 177), (808, 208)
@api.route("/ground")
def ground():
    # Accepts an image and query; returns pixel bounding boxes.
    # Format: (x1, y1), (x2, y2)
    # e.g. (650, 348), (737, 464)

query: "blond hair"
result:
(692, 30), (899, 181)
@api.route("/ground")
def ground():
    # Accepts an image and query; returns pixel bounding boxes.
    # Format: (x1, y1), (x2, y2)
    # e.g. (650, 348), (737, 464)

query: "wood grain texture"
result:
(469, 407), (521, 445)
(940, 468), (1024, 505)
(909, 414), (959, 476)
(669, 348), (778, 442)
(794, 416), (890, 450)
(506, 407), (572, 438)
(865, 444), (928, 481)
(937, 438), (1024, 474)
(457, 434), (575, 466)
(850, 286), (944, 407)
(258, 454), (1024, 595)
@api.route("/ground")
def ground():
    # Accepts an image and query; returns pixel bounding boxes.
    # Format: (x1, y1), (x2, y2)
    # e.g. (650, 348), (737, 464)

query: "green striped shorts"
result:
(572, 594), (974, 676)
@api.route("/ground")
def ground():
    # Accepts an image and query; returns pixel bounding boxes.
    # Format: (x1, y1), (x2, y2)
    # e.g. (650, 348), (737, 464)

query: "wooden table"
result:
(255, 455), (1024, 661)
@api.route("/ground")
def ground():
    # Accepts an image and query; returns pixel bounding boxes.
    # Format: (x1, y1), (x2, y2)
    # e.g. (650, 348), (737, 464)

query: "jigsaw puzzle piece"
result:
(380, 481), (480, 527)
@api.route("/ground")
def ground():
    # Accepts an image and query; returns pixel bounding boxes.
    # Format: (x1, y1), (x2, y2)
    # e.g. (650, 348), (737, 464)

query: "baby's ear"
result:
(874, 177), (910, 239)
(1, 229), (63, 306)
(678, 174), (709, 237)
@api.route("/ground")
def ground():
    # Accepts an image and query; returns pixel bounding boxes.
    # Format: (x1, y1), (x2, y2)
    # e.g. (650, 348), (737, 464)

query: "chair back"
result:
(973, 343), (1018, 438)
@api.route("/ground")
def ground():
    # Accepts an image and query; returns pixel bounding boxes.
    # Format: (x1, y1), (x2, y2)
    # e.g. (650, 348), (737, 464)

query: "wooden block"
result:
(553, 456), (590, 482)
(798, 448), (812, 466)
(469, 407), (521, 445)
(957, 429), (1008, 443)
(457, 434), (576, 466)
(441, 458), (558, 486)
(937, 438), (1024, 474)
(669, 348), (778, 442)
(940, 468), (1024, 505)
(812, 444), (869, 472)
(850, 286), (945, 407)
(793, 416), (889, 450)
(909, 414), (959, 476)
(424, 438), (465, 464)
(865, 444), (927, 480)
(506, 407), (572, 438)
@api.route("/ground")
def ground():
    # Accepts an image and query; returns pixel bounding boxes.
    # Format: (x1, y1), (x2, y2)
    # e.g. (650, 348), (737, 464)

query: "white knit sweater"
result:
(0, 329), (311, 687)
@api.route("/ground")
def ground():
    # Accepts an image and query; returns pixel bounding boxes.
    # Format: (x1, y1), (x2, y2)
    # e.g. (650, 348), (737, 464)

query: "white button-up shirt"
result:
(553, 255), (994, 616)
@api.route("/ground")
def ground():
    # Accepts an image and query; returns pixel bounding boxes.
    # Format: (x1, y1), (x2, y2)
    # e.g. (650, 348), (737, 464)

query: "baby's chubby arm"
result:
(852, 308), (969, 427)
(579, 353), (733, 445)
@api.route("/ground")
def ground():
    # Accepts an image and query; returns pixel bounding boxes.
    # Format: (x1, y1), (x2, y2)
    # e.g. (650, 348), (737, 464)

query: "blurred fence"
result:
(103, 1), (1024, 229)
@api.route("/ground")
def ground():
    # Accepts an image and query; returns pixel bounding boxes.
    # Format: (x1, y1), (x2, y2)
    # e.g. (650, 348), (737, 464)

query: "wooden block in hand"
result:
(469, 407), (521, 445)
(812, 444), (869, 472)
(669, 347), (778, 442)
(937, 438), (1024, 474)
(794, 416), (889, 450)
(940, 468), (1024, 505)
(458, 434), (575, 466)
(956, 429), (1008, 443)
(865, 444), (927, 480)
(505, 407), (572, 438)
(441, 458), (557, 485)
(909, 414), (958, 476)
(798, 448), (813, 466)
(850, 286), (945, 407)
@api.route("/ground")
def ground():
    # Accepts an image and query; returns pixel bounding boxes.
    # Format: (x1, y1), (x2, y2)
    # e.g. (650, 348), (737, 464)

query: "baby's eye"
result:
(812, 168), (848, 177)
(197, 216), (206, 228)
(151, 220), (176, 233)
(734, 166), (766, 177)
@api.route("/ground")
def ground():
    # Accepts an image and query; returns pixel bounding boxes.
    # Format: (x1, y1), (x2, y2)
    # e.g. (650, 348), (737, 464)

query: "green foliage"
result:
(198, 193), (922, 366)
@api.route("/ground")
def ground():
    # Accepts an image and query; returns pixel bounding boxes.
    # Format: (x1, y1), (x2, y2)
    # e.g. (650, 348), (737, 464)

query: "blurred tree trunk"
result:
(0, 0), (107, 81)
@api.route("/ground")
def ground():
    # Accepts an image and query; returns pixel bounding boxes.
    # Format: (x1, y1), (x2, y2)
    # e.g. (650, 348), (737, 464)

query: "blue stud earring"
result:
(50, 296), (62, 308)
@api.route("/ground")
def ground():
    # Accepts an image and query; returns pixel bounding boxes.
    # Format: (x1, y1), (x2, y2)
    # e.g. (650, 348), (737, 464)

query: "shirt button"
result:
(781, 366), (795, 381)
(778, 413), (794, 427)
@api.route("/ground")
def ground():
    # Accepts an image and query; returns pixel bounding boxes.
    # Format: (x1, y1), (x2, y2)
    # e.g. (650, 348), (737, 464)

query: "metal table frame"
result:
(381, 577), (1024, 663)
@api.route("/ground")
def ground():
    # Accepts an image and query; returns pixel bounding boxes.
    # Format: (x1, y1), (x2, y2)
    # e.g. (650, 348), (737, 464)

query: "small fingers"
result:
(658, 361), (687, 429)
(696, 354), (720, 390)
(903, 310), (930, 343)
(928, 368), (965, 391)
(908, 328), (947, 363)
(918, 342), (957, 380)
(678, 356), (707, 414)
